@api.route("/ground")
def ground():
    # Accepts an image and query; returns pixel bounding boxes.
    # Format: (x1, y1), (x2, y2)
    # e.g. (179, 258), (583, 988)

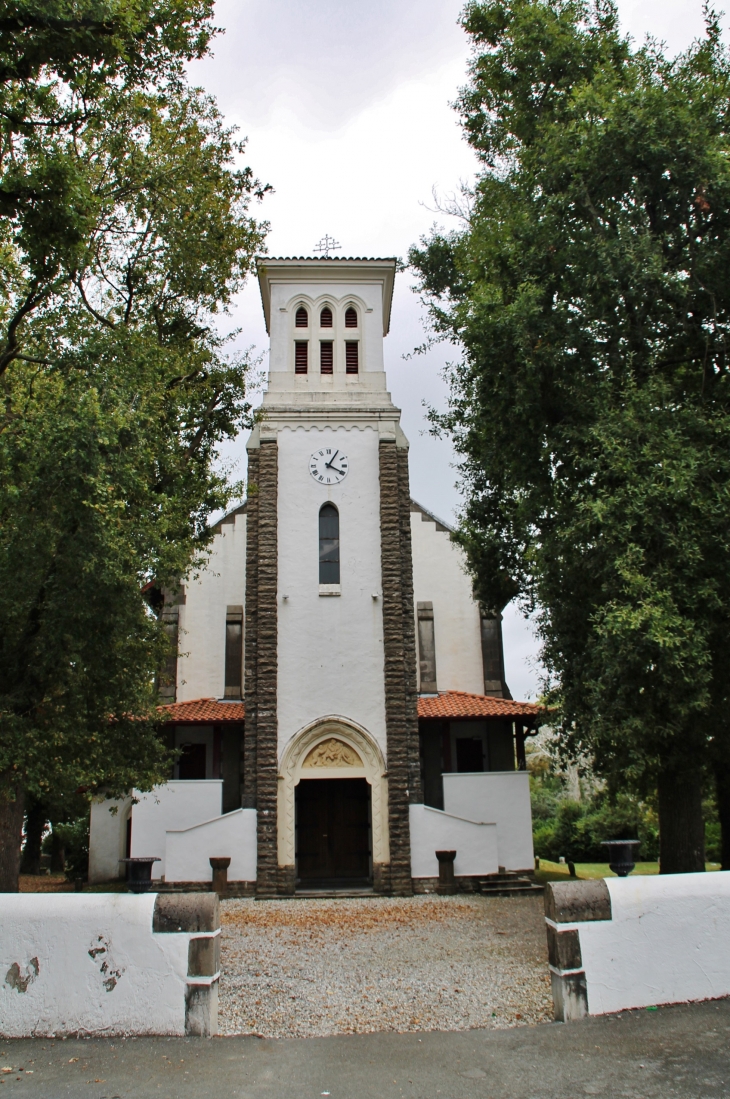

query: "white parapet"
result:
(166, 808), (257, 883)
(409, 804), (499, 879)
(546, 872), (730, 1021)
(130, 781), (224, 879)
(442, 771), (534, 872)
(0, 893), (220, 1038)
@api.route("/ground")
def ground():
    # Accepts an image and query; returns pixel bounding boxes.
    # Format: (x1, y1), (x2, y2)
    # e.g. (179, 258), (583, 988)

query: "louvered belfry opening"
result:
(345, 341), (359, 374)
(320, 341), (334, 374)
(295, 341), (308, 373)
(320, 306), (333, 327)
(295, 305), (308, 327)
(345, 306), (358, 328)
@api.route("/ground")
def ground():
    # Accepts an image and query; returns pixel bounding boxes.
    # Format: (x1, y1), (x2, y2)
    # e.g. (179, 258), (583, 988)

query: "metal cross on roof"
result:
(313, 234), (341, 257)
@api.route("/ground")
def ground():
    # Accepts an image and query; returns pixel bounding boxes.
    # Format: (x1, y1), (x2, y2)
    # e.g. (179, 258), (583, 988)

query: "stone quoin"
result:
(88, 256), (544, 895)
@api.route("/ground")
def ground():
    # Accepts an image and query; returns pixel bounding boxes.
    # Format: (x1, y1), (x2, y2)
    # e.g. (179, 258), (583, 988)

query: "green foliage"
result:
(531, 780), (659, 862)
(410, 0), (730, 804)
(45, 815), (90, 880)
(0, 1), (268, 812)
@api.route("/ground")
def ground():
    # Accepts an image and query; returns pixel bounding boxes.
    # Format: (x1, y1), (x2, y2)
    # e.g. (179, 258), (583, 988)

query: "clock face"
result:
(309, 447), (349, 485)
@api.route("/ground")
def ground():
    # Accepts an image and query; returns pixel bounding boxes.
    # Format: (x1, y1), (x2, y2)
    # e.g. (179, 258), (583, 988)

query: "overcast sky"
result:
(191, 0), (722, 700)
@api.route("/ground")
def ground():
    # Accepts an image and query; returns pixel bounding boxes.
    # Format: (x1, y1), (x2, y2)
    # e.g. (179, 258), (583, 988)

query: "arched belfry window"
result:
(295, 305), (308, 327)
(345, 306), (358, 328)
(320, 306), (333, 328)
(319, 503), (340, 584)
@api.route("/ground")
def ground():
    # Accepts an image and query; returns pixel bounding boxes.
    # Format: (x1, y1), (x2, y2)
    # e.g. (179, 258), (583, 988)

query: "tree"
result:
(410, 0), (730, 871)
(0, 2), (269, 890)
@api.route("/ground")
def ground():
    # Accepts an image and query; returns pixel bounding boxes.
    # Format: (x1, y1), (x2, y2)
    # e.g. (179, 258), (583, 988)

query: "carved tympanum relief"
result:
(302, 738), (363, 769)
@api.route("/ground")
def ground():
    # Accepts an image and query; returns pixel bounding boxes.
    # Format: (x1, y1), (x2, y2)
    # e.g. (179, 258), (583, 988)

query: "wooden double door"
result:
(296, 778), (372, 884)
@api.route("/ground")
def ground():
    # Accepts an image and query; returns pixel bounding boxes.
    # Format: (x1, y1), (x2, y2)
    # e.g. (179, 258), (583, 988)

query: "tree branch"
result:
(0, 284), (45, 377)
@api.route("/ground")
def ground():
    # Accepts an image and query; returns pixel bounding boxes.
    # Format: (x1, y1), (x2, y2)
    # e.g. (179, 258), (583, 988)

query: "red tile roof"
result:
(158, 698), (245, 724)
(417, 691), (543, 721)
(158, 692), (542, 725)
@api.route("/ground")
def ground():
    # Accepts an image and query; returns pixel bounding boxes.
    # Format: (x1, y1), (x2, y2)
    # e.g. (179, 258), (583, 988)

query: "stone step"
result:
(477, 878), (544, 896)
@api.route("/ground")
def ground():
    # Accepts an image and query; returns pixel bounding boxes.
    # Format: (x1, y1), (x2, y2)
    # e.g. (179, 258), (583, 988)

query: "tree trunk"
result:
(715, 759), (730, 871)
(50, 827), (65, 874)
(0, 775), (25, 892)
(657, 767), (705, 873)
(19, 796), (47, 875)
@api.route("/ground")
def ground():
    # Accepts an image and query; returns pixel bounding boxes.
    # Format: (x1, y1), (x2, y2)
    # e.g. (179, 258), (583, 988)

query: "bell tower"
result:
(244, 257), (421, 897)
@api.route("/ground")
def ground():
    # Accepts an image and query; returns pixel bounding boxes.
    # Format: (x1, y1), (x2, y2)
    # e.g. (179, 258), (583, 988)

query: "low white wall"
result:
(443, 771), (534, 871)
(166, 808), (257, 883)
(409, 804), (499, 879)
(546, 873), (730, 1021)
(0, 894), (219, 1038)
(583, 873), (730, 1014)
(89, 796), (131, 883)
(131, 782), (223, 879)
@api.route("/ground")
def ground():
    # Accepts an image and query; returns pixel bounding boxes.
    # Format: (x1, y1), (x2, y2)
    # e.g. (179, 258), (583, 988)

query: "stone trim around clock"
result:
(378, 438), (420, 896)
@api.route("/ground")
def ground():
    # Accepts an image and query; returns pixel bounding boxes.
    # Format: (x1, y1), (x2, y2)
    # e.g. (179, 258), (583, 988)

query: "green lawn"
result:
(535, 858), (721, 883)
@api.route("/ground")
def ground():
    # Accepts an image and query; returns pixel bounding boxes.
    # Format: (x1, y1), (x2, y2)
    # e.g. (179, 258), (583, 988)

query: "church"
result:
(89, 256), (542, 895)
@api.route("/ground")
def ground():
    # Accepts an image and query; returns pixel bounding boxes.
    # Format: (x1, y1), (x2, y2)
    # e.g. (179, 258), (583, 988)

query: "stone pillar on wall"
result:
(244, 435), (281, 897)
(243, 447), (259, 811)
(379, 437), (421, 896)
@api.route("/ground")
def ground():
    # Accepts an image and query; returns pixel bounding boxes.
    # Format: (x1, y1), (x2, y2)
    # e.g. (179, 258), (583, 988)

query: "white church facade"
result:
(89, 257), (542, 895)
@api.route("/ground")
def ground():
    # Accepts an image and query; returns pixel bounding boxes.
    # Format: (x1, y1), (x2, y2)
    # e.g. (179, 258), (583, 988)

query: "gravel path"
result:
(218, 894), (552, 1038)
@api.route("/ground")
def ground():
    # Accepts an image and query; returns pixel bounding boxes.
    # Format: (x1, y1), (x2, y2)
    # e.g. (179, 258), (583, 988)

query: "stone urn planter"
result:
(121, 856), (161, 893)
(209, 856), (231, 896)
(601, 840), (640, 877)
(435, 850), (457, 895)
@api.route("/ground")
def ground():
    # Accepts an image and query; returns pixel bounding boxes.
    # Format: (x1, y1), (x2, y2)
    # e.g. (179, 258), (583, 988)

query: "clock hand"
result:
(324, 450), (339, 470)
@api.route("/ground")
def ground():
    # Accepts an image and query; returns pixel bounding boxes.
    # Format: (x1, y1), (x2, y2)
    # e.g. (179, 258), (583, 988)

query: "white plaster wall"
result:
(409, 804), (499, 878)
(88, 797), (131, 883)
(0, 894), (190, 1037)
(566, 872), (730, 1015)
(166, 808), (257, 883)
(276, 423), (387, 760)
(443, 771), (534, 872)
(411, 511), (484, 694)
(177, 508), (246, 702)
(131, 782), (223, 879)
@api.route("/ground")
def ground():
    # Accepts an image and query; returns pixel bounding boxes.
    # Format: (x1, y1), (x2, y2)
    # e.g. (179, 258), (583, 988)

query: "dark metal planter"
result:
(121, 856), (161, 893)
(601, 840), (640, 877)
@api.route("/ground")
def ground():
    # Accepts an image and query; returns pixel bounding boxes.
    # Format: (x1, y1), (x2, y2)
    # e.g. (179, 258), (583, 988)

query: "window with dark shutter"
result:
(320, 341), (333, 374)
(295, 305), (308, 327)
(417, 602), (437, 693)
(158, 606), (179, 701)
(319, 504), (340, 584)
(345, 306), (358, 328)
(345, 341), (359, 374)
(320, 306), (333, 327)
(295, 341), (308, 373)
(224, 605), (243, 698)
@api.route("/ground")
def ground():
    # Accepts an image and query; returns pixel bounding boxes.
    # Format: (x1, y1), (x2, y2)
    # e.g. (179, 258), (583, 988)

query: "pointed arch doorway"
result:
(278, 718), (390, 892)
(296, 776), (371, 885)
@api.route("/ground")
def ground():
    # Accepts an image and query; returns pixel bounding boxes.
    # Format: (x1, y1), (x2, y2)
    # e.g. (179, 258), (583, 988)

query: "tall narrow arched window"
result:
(345, 306), (358, 328)
(319, 503), (340, 584)
(320, 306), (333, 328)
(295, 305), (308, 327)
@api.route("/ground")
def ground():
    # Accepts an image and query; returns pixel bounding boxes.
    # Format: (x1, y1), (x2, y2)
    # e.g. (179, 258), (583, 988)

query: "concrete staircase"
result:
(476, 871), (544, 897)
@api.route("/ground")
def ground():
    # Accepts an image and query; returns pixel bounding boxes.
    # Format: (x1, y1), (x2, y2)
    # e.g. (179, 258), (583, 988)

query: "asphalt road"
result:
(0, 999), (727, 1099)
